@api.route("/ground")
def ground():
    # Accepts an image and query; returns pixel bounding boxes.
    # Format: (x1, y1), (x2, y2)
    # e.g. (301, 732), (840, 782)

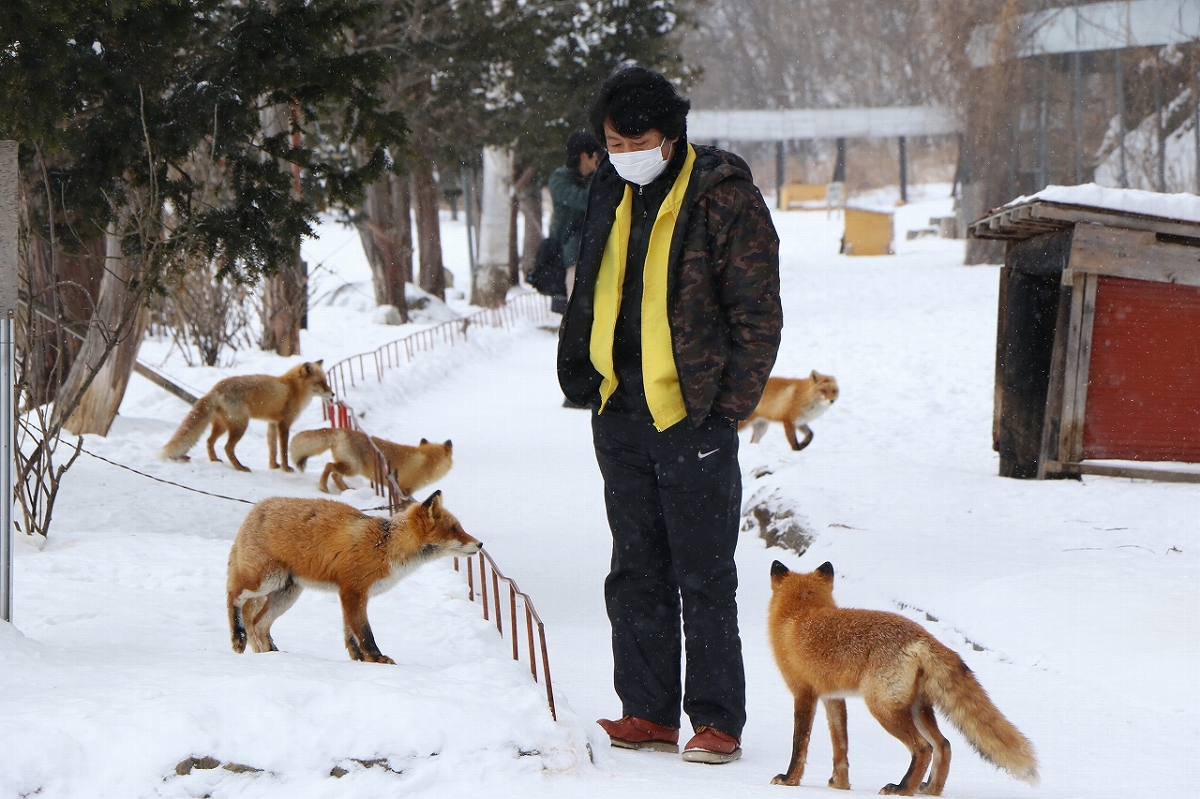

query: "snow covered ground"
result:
(2, 184), (1196, 798)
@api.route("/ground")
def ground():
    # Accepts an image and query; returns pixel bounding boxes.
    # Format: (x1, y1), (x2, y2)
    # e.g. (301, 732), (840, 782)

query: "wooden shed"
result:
(971, 189), (1200, 483)
(841, 207), (894, 256)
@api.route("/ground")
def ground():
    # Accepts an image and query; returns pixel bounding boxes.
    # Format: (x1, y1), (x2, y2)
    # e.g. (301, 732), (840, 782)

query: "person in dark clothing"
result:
(557, 66), (783, 764)
(549, 131), (602, 408)
(548, 131), (602, 300)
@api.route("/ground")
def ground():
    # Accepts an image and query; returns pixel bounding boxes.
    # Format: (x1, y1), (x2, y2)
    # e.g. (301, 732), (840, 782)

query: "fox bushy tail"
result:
(159, 395), (216, 460)
(288, 429), (334, 471)
(924, 642), (1039, 786)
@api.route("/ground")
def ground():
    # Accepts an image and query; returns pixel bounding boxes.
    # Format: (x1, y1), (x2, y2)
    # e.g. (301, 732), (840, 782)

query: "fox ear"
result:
(444, 439), (452, 450)
(422, 490), (443, 514)
(770, 560), (790, 579)
(817, 561), (834, 580)
(810, 369), (819, 380)
(420, 437), (428, 445)
(314, 359), (323, 366)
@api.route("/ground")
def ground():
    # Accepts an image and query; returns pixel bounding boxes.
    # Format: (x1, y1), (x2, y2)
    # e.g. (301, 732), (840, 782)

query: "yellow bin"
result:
(779, 183), (827, 209)
(841, 207), (894, 256)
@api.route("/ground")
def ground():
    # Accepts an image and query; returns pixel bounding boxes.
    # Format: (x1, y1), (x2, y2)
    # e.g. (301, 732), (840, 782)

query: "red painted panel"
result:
(1083, 276), (1200, 461)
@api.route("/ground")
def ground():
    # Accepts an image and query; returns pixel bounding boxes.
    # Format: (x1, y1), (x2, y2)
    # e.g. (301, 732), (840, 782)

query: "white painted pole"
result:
(0, 140), (17, 624)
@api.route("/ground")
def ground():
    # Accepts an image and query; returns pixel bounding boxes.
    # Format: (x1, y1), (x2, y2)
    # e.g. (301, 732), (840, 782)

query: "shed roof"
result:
(971, 184), (1200, 241)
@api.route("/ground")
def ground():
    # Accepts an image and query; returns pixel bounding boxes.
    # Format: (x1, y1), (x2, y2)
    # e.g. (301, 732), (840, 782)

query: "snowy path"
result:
(2, 190), (1196, 798)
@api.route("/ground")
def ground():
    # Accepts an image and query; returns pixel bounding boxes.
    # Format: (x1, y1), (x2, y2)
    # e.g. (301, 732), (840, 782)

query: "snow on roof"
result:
(1003, 183), (1200, 224)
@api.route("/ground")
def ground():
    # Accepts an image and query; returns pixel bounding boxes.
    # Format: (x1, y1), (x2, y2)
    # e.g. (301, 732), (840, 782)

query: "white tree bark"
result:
(471, 146), (513, 307)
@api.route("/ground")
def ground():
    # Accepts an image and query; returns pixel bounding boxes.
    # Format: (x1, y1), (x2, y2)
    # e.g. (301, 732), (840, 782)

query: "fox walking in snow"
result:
(767, 561), (1038, 795)
(227, 492), (480, 664)
(290, 428), (452, 497)
(740, 371), (838, 451)
(160, 361), (333, 472)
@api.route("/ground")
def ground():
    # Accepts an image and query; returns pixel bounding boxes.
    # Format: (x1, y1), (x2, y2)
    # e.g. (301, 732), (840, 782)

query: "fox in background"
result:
(741, 371), (839, 451)
(767, 560), (1038, 796)
(227, 491), (480, 664)
(159, 361), (333, 472)
(290, 428), (452, 497)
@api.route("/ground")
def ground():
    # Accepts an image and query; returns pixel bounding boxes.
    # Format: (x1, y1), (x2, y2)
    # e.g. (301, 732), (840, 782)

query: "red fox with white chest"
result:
(768, 560), (1038, 796)
(226, 492), (480, 664)
(740, 371), (839, 451)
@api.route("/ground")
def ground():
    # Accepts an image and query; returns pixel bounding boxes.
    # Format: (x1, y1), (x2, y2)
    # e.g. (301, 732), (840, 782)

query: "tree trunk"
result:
(19, 234), (102, 408)
(259, 101), (306, 353)
(472, 147), (512, 308)
(412, 162), (445, 300)
(508, 169), (520, 287)
(55, 224), (148, 436)
(260, 254), (306, 356)
(519, 178), (543, 282)
(391, 171), (413, 286)
(359, 172), (409, 318)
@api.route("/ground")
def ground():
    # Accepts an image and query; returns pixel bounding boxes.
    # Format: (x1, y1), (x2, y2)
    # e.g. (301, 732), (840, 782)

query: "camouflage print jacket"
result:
(557, 143), (783, 425)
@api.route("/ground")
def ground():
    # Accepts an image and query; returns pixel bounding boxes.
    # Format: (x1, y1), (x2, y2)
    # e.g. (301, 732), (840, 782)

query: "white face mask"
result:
(608, 138), (670, 186)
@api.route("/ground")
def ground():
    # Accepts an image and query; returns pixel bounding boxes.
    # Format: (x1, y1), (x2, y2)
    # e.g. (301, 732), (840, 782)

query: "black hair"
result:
(565, 130), (601, 169)
(588, 65), (690, 143)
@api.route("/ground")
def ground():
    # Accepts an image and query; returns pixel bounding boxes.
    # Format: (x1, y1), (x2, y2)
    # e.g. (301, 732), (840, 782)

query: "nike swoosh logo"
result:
(698, 448), (720, 459)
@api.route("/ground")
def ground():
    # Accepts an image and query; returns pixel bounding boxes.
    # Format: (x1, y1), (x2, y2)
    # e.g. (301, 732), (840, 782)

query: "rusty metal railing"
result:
(314, 291), (557, 720)
(455, 549), (555, 721)
(324, 291), (553, 399)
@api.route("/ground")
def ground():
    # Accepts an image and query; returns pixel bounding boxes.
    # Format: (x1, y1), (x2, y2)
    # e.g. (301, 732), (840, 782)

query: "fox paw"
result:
(829, 776), (850, 790)
(879, 785), (915, 796)
(771, 774), (800, 786)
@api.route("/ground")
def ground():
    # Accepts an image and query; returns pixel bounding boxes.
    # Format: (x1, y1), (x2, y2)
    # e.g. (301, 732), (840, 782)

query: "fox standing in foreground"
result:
(160, 361), (333, 472)
(227, 492), (480, 664)
(768, 561), (1038, 796)
(290, 428), (452, 497)
(740, 371), (839, 451)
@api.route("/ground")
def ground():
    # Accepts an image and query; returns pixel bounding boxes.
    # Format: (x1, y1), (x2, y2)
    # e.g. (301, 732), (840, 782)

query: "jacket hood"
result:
(686, 143), (755, 194)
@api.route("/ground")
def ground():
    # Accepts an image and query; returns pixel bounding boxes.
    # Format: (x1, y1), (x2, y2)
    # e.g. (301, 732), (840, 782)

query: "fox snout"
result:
(458, 540), (482, 556)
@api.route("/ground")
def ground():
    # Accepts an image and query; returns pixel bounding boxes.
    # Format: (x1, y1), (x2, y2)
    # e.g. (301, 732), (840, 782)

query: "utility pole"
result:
(0, 141), (17, 624)
(832, 138), (846, 184)
(775, 141), (785, 210)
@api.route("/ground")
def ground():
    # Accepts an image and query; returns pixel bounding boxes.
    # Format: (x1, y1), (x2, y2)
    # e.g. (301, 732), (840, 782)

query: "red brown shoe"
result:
(682, 726), (742, 764)
(597, 716), (680, 753)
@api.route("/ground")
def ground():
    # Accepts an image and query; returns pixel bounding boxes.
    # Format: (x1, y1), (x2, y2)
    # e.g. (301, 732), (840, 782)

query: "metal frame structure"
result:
(688, 107), (961, 206)
(321, 290), (559, 718)
(967, 0), (1200, 67)
(1, 141), (17, 624)
(688, 106), (960, 143)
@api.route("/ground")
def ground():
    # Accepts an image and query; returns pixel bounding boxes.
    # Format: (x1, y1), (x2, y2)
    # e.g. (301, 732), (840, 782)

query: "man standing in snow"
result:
(557, 65), (782, 764)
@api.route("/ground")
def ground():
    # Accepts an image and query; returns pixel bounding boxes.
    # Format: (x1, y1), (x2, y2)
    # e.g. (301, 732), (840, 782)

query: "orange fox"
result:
(227, 492), (480, 664)
(159, 361), (333, 472)
(768, 561), (1038, 796)
(740, 371), (838, 451)
(290, 428), (453, 497)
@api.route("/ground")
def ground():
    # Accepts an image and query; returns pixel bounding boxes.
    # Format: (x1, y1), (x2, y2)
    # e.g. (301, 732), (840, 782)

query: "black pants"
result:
(591, 411), (746, 738)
